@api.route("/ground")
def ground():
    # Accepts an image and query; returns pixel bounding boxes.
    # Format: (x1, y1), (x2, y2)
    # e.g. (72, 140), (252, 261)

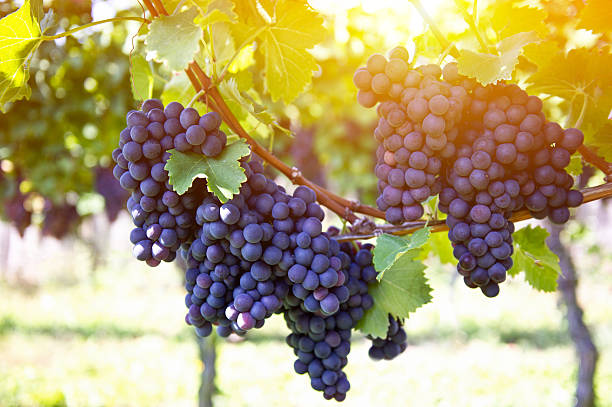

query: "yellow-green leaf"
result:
(130, 54), (153, 101)
(458, 31), (539, 86)
(259, 0), (326, 103)
(144, 7), (202, 72)
(578, 0), (612, 35)
(0, 0), (43, 111)
(510, 225), (560, 292)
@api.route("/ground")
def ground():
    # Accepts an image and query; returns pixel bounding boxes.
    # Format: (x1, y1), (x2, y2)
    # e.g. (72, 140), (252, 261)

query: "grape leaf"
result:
(578, 0), (612, 35)
(587, 123), (612, 163)
(194, 0), (236, 27)
(0, 0), (43, 111)
(165, 140), (251, 201)
(356, 253), (432, 338)
(510, 225), (560, 292)
(232, 0), (325, 103)
(373, 228), (430, 280)
(260, 1), (325, 102)
(457, 31), (539, 85)
(144, 7), (202, 72)
(130, 54), (153, 101)
(219, 78), (275, 126)
(526, 48), (612, 142)
(419, 231), (454, 265)
(488, 4), (548, 39)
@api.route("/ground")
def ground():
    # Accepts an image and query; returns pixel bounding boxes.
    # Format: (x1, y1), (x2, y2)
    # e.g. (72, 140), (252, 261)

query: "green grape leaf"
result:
(373, 228), (430, 280)
(526, 48), (612, 140)
(144, 7), (202, 72)
(356, 253), (432, 338)
(160, 71), (206, 113)
(219, 78), (275, 125)
(510, 225), (560, 292)
(588, 123), (612, 163)
(419, 230), (455, 265)
(130, 54), (153, 101)
(0, 0), (43, 111)
(194, 0), (236, 27)
(522, 40), (561, 69)
(164, 140), (251, 201)
(458, 31), (539, 86)
(259, 1), (326, 103)
(578, 0), (612, 35)
(488, 4), (548, 39)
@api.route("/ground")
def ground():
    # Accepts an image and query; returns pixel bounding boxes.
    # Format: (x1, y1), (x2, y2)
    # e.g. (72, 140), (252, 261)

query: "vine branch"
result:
(141, 0), (612, 238)
(334, 182), (612, 242)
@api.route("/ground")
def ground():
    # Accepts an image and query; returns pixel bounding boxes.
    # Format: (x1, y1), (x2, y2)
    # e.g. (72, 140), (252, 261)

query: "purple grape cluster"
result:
(284, 242), (377, 401)
(182, 158), (348, 337)
(355, 51), (585, 297)
(112, 99), (226, 265)
(367, 315), (407, 361)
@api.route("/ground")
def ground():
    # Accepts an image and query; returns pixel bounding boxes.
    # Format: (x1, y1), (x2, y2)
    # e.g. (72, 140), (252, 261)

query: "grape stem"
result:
(334, 182), (612, 242)
(41, 17), (149, 40)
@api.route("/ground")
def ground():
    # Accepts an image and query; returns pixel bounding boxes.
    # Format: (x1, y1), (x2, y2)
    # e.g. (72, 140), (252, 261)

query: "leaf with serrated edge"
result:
(0, 0), (43, 110)
(458, 31), (539, 86)
(130, 54), (153, 100)
(144, 8), (202, 72)
(165, 140), (251, 202)
(356, 253), (432, 338)
(259, 0), (325, 103)
(510, 225), (560, 292)
(578, 0), (612, 35)
(373, 229), (430, 281)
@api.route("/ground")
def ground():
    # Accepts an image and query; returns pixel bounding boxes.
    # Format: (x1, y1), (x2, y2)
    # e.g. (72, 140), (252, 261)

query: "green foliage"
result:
(0, 0), (43, 110)
(0, 12), (134, 203)
(457, 31), (539, 85)
(373, 229), (430, 280)
(130, 54), (153, 101)
(357, 230), (432, 337)
(257, 1), (326, 103)
(357, 249), (432, 337)
(578, 0), (612, 35)
(165, 140), (250, 201)
(419, 231), (455, 265)
(510, 226), (560, 292)
(145, 7), (202, 72)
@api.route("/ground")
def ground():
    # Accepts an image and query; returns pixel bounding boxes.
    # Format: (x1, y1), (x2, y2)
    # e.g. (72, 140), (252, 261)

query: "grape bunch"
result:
(285, 242), (378, 401)
(112, 99), (226, 265)
(367, 315), (408, 361)
(182, 157), (350, 337)
(355, 50), (584, 297)
(113, 102), (406, 402)
(354, 47), (470, 224)
(439, 82), (584, 296)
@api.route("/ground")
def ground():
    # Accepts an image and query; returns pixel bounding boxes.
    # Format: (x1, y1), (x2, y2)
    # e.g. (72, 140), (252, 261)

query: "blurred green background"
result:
(1, 0), (611, 406)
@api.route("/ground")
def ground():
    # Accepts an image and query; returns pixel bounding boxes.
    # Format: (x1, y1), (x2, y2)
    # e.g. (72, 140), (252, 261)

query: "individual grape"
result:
(186, 125), (207, 146)
(353, 68), (372, 90)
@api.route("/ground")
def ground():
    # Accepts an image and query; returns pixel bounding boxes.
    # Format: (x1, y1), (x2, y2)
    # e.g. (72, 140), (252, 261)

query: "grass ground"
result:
(0, 222), (611, 407)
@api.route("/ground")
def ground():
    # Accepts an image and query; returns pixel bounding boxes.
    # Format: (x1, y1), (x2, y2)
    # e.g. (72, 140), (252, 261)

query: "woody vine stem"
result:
(140, 0), (612, 242)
